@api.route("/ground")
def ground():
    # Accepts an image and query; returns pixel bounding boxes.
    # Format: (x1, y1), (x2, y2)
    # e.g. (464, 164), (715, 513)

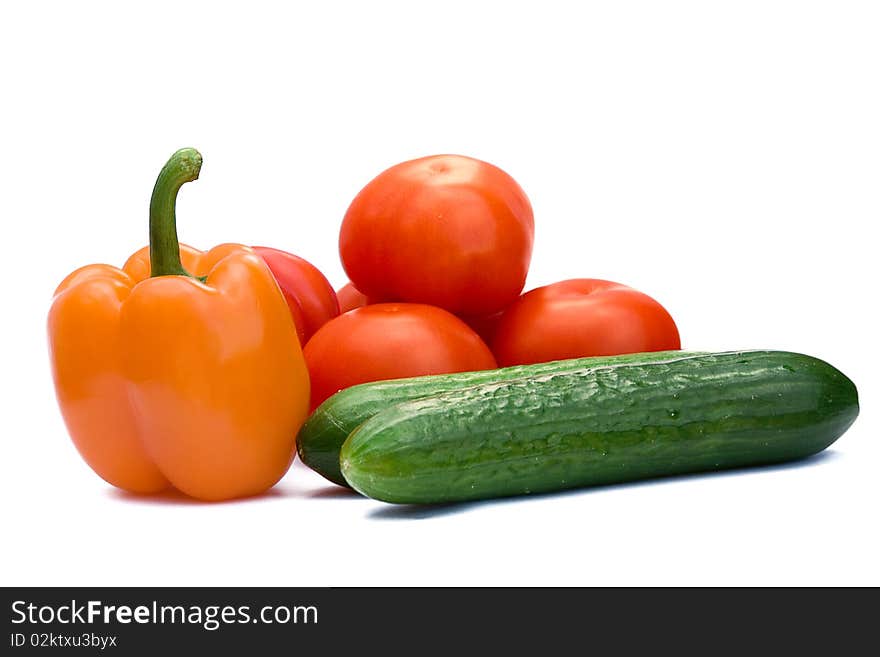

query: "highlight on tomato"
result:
(491, 279), (681, 366)
(303, 303), (497, 410)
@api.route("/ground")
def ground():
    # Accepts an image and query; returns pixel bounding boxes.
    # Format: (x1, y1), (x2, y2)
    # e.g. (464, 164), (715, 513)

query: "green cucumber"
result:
(340, 351), (859, 504)
(298, 350), (703, 486)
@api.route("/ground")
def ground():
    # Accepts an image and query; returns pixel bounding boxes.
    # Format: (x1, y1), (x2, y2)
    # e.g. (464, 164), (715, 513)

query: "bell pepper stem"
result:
(149, 148), (203, 278)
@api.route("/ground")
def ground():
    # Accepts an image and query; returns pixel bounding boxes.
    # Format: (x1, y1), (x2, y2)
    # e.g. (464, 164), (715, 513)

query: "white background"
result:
(2, 1), (877, 586)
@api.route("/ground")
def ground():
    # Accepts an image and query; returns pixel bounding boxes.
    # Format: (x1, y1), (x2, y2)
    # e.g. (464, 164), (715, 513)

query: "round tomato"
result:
(336, 281), (382, 314)
(303, 303), (497, 410)
(252, 246), (339, 345)
(339, 154), (534, 316)
(492, 279), (681, 366)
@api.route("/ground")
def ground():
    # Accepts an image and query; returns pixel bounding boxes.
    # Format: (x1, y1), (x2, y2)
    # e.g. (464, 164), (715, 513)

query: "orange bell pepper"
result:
(48, 148), (310, 501)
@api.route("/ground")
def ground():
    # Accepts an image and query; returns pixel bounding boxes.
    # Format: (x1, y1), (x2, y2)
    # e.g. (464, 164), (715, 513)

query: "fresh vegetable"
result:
(299, 350), (697, 486)
(340, 351), (859, 504)
(336, 281), (380, 314)
(339, 154), (534, 316)
(492, 278), (680, 366)
(252, 246), (339, 344)
(48, 148), (310, 501)
(302, 303), (497, 412)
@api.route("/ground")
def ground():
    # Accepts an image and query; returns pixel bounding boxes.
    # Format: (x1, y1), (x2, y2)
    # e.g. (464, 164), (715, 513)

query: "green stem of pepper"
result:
(149, 147), (203, 278)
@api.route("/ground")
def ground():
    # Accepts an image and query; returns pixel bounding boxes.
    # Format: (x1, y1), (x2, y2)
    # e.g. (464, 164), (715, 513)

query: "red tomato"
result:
(339, 154), (534, 316)
(252, 246), (339, 345)
(336, 281), (382, 314)
(492, 279), (681, 366)
(303, 303), (497, 410)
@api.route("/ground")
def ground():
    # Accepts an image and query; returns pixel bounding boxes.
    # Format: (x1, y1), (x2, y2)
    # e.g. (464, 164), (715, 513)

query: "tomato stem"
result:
(149, 148), (202, 278)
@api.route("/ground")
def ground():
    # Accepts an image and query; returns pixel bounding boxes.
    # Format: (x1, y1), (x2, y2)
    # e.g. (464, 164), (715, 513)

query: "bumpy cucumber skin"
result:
(340, 351), (859, 504)
(297, 350), (702, 486)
